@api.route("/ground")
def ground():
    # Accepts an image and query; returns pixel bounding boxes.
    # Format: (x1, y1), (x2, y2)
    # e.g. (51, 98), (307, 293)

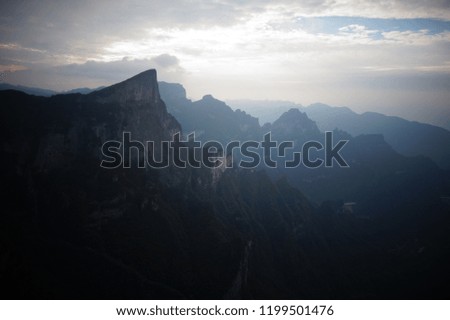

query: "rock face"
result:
(93, 69), (161, 105)
(1, 70), (181, 173)
(86, 69), (181, 151)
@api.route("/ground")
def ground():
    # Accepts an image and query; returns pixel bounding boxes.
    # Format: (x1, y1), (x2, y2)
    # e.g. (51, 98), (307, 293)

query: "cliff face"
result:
(93, 69), (161, 105)
(89, 70), (180, 143)
(1, 69), (181, 173)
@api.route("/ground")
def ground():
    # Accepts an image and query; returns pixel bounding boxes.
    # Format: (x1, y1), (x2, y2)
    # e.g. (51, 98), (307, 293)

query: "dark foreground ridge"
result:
(1, 70), (450, 299)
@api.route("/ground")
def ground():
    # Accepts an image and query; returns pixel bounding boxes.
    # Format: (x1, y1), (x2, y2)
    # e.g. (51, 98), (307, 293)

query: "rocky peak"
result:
(276, 108), (310, 124)
(88, 69), (180, 143)
(159, 82), (189, 103)
(202, 94), (214, 100)
(198, 94), (228, 107)
(269, 108), (321, 138)
(90, 69), (161, 105)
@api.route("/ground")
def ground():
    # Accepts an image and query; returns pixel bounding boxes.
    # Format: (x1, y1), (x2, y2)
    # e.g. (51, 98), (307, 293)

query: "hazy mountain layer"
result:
(304, 103), (450, 170)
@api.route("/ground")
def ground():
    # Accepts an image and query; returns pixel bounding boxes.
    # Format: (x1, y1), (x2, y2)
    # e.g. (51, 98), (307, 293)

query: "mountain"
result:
(304, 103), (450, 170)
(269, 108), (321, 140)
(0, 70), (189, 298)
(225, 99), (450, 170)
(226, 99), (302, 125)
(261, 109), (447, 214)
(2, 71), (450, 299)
(159, 82), (261, 143)
(0, 70), (317, 299)
(0, 83), (104, 96)
(159, 83), (449, 210)
(159, 82), (449, 218)
(160, 86), (450, 298)
(63, 86), (105, 94)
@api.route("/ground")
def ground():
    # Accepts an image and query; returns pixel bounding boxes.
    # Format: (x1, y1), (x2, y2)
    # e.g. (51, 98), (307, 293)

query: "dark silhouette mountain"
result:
(1, 71), (450, 299)
(304, 103), (450, 170)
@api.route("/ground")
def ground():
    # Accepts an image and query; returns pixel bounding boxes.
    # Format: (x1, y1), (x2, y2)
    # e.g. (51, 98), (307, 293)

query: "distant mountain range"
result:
(159, 82), (261, 144)
(224, 100), (450, 170)
(227, 99), (450, 132)
(0, 82), (104, 96)
(303, 103), (450, 170)
(159, 82), (448, 205)
(225, 99), (302, 125)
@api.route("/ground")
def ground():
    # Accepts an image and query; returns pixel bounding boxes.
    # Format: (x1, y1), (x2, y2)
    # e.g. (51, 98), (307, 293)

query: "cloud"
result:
(1, 1), (449, 67)
(151, 54), (181, 70)
(283, 0), (450, 19)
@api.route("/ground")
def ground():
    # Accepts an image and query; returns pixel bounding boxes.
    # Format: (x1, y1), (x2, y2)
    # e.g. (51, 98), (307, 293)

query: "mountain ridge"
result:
(304, 103), (450, 170)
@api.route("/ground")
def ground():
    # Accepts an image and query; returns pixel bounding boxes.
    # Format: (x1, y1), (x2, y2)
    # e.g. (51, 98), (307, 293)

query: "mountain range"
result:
(225, 100), (450, 170)
(1, 70), (450, 299)
(0, 82), (104, 97)
(304, 103), (450, 170)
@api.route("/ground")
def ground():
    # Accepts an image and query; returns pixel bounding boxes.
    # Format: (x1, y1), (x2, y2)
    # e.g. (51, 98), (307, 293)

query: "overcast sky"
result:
(1, 0), (449, 125)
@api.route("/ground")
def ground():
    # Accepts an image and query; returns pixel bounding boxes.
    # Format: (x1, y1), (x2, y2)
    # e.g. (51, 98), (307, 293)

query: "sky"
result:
(1, 0), (449, 127)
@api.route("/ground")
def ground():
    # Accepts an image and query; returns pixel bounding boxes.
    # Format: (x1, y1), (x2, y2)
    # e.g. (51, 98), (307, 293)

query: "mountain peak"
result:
(202, 94), (216, 101)
(277, 108), (310, 122)
(271, 108), (321, 137)
(90, 69), (160, 105)
(194, 94), (231, 112)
